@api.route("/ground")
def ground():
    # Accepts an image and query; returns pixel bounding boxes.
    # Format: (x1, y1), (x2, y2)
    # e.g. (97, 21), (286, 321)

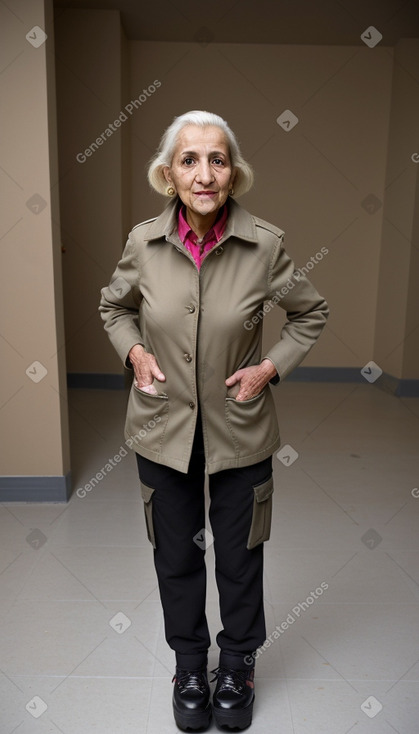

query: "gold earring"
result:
(229, 187), (234, 196)
(166, 186), (176, 196)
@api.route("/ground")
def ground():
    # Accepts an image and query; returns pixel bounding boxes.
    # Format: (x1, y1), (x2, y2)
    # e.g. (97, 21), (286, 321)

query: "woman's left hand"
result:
(225, 360), (277, 401)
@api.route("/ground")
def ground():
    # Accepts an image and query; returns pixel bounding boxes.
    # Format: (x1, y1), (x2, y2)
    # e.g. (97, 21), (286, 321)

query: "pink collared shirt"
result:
(177, 202), (228, 269)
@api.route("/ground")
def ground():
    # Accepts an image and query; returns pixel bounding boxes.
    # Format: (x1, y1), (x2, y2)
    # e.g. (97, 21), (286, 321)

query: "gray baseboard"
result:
(287, 367), (419, 396)
(67, 368), (419, 395)
(285, 367), (363, 382)
(67, 372), (126, 389)
(3, 368), (417, 503)
(396, 380), (419, 398)
(0, 473), (72, 502)
(373, 372), (419, 397)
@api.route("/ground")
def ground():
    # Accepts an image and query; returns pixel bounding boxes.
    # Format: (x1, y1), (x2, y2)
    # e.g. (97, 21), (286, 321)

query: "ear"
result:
(162, 166), (172, 184)
(230, 167), (238, 187)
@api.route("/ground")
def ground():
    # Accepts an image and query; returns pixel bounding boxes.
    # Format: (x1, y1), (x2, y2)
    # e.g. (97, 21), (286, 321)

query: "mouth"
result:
(194, 191), (217, 197)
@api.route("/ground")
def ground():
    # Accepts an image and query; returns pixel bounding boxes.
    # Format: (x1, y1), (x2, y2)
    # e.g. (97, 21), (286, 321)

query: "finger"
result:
(134, 380), (158, 395)
(151, 366), (166, 381)
(148, 357), (166, 381)
(227, 381), (240, 398)
(225, 372), (239, 385)
(236, 388), (259, 401)
(235, 379), (249, 401)
(139, 383), (158, 394)
(235, 378), (260, 401)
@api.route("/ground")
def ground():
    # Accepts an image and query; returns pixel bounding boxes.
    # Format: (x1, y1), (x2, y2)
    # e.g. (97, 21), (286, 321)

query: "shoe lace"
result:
(210, 666), (253, 694)
(172, 669), (207, 693)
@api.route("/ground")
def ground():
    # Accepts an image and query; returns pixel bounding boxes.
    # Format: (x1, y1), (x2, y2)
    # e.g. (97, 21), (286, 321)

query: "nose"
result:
(195, 159), (213, 185)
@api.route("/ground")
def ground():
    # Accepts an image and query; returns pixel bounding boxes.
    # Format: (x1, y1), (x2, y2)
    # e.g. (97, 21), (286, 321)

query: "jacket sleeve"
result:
(98, 233), (144, 369)
(262, 234), (329, 382)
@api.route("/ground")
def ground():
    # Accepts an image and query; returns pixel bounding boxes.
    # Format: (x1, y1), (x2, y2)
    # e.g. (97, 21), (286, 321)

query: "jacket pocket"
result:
(125, 383), (169, 452)
(225, 389), (278, 457)
(140, 481), (157, 549)
(132, 381), (168, 399)
(247, 475), (274, 550)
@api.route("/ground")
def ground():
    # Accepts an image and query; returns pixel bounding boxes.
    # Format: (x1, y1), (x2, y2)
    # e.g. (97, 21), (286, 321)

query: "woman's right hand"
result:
(128, 344), (166, 395)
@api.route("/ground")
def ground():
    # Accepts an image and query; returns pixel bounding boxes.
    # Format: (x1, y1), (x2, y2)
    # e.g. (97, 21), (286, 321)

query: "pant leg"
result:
(135, 408), (210, 670)
(208, 457), (273, 670)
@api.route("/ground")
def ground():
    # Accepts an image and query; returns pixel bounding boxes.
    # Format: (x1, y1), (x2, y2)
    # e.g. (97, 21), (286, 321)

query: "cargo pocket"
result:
(140, 481), (157, 549)
(247, 475), (274, 550)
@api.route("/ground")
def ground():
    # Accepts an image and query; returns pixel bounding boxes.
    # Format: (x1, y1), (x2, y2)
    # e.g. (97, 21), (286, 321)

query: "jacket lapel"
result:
(142, 197), (258, 245)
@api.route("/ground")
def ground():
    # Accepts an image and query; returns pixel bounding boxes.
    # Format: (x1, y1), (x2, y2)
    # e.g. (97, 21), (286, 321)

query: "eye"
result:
(182, 157), (194, 166)
(213, 158), (224, 165)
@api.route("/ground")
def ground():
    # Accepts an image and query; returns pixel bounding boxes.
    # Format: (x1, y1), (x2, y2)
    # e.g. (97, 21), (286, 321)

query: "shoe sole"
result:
(173, 701), (212, 731)
(212, 699), (254, 730)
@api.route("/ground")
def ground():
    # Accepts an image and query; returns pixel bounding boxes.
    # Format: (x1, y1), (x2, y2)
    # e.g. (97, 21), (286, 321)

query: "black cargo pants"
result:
(135, 404), (273, 671)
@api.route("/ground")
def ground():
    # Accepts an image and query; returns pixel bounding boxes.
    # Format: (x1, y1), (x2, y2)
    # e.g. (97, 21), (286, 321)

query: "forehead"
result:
(175, 124), (229, 152)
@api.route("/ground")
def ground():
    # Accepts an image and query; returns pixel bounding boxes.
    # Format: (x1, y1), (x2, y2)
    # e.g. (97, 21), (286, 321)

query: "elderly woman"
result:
(99, 110), (328, 731)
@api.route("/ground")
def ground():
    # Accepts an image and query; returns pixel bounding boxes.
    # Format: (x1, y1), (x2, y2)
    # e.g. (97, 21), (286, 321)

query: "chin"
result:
(191, 201), (219, 213)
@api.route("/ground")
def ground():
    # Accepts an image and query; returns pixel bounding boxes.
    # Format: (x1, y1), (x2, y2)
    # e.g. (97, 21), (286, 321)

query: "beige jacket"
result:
(99, 197), (329, 473)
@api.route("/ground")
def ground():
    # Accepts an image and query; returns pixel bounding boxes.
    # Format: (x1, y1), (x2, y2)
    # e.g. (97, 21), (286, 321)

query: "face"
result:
(163, 125), (236, 218)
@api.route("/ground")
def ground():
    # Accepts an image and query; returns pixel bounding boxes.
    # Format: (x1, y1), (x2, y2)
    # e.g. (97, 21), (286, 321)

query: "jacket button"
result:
(215, 246), (224, 255)
(189, 401), (195, 409)
(184, 353), (193, 362)
(187, 305), (195, 313)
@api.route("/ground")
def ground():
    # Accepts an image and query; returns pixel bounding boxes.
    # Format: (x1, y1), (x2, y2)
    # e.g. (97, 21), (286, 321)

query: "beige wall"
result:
(405, 176), (419, 379)
(54, 8), (130, 375)
(1, 7), (418, 497)
(0, 0), (70, 482)
(374, 39), (419, 380)
(55, 28), (419, 381)
(128, 40), (393, 371)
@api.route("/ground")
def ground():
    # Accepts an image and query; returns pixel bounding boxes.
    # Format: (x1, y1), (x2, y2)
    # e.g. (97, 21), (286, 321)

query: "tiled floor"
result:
(1, 381), (418, 733)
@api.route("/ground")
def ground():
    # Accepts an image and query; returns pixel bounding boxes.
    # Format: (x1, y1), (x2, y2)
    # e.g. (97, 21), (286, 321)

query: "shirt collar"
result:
(178, 202), (228, 244)
(142, 196), (259, 244)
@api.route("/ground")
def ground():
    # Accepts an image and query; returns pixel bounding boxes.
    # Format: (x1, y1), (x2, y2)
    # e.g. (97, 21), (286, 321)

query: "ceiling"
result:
(53, 0), (419, 46)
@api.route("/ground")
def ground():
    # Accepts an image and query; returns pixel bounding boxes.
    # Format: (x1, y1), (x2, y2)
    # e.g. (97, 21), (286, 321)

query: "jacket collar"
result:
(142, 196), (258, 244)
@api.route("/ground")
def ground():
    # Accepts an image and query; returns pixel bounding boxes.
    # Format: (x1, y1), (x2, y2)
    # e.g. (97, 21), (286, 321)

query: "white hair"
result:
(147, 110), (254, 197)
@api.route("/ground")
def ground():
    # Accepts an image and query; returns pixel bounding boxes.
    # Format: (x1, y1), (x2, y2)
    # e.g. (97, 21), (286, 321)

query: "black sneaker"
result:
(211, 666), (255, 730)
(172, 667), (211, 731)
